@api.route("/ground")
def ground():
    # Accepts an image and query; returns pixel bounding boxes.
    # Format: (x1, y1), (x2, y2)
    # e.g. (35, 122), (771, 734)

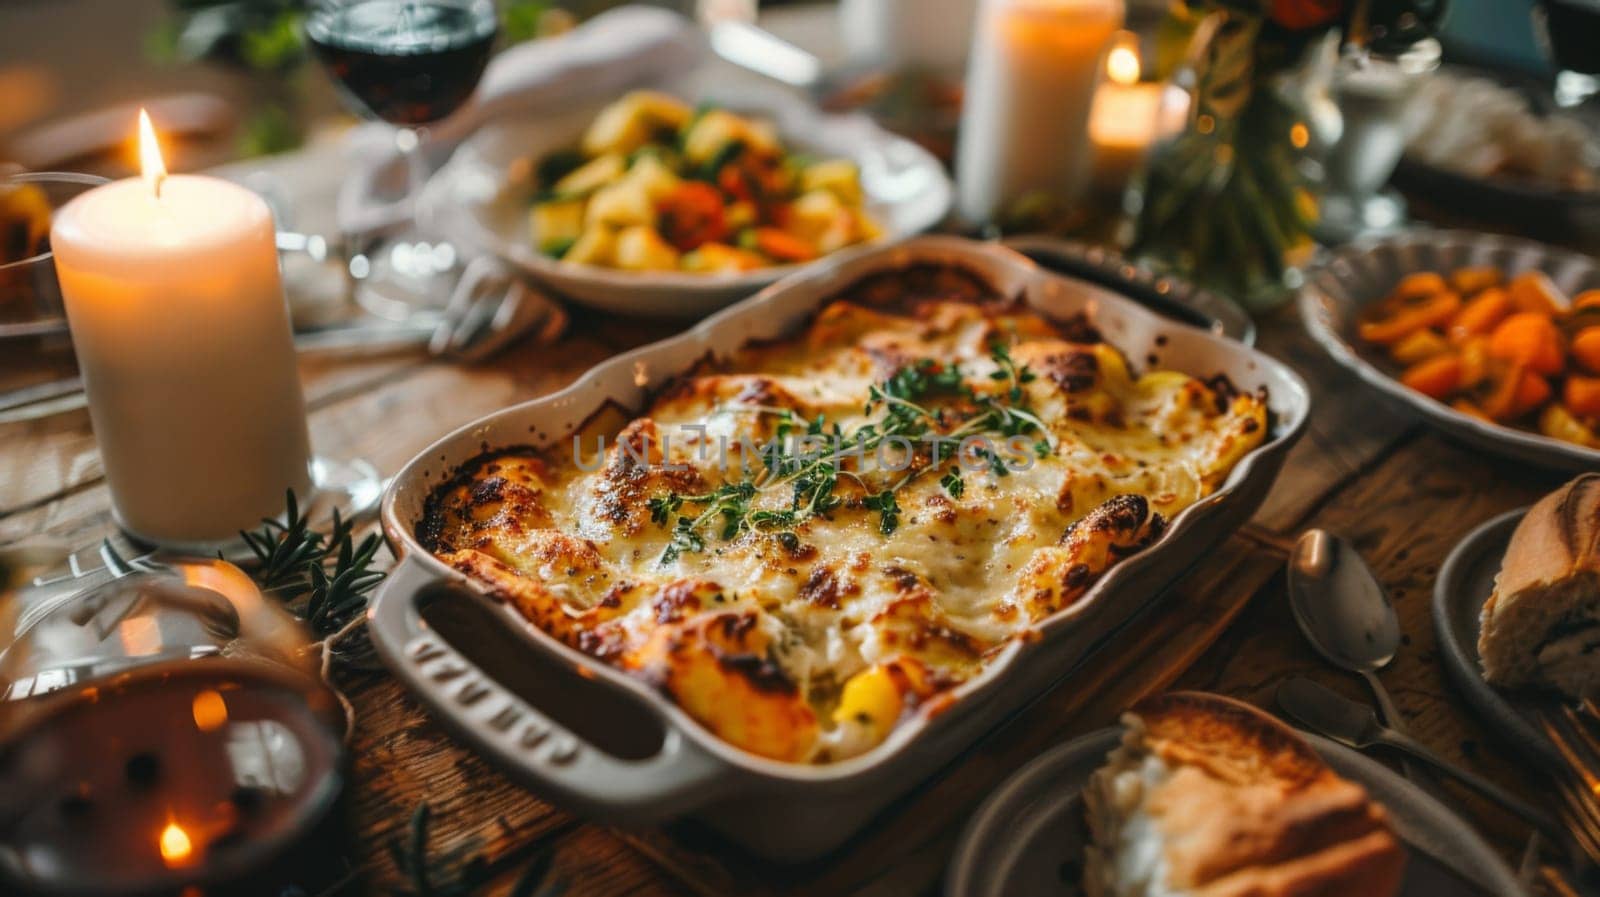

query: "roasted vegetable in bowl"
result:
(1357, 265), (1600, 448)
(523, 91), (881, 272)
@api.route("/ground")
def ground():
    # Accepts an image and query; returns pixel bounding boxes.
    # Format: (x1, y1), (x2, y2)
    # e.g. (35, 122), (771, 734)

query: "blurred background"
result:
(0, 0), (1580, 164)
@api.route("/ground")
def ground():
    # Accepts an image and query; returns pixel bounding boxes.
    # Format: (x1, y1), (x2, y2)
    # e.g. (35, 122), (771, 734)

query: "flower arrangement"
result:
(1127, 0), (1447, 311)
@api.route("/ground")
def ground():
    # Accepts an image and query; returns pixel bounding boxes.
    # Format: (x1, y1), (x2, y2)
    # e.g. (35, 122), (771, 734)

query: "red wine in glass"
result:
(306, 1), (497, 323)
(306, 0), (498, 126)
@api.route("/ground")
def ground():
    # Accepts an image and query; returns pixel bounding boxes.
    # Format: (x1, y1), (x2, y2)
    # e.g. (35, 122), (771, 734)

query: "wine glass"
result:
(305, 0), (499, 321)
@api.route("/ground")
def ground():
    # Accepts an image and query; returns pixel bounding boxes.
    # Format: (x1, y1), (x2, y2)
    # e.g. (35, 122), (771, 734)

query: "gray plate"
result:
(1300, 229), (1600, 471)
(1433, 508), (1563, 768)
(947, 726), (1524, 897)
(1392, 158), (1600, 244)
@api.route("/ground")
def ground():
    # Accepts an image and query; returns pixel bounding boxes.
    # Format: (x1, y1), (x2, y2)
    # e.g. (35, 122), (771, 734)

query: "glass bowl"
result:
(0, 171), (109, 340)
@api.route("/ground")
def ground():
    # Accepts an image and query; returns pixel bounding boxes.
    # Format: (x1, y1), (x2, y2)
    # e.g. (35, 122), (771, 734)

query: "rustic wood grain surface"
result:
(1, 7), (1586, 894)
(0, 285), (1571, 897)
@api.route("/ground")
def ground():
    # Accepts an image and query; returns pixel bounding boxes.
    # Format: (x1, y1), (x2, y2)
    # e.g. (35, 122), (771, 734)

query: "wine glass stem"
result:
(397, 125), (429, 222)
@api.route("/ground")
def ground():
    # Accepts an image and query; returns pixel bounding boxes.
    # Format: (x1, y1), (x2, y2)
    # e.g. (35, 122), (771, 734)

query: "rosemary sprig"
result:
(241, 489), (327, 596)
(649, 342), (1052, 562)
(240, 490), (386, 639)
(305, 522), (385, 636)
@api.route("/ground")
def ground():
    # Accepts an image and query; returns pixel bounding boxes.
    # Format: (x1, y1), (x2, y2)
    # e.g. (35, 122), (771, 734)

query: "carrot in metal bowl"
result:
(1358, 264), (1600, 448)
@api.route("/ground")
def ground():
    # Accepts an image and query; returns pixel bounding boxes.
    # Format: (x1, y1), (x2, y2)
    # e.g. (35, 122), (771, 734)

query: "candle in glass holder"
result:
(49, 111), (311, 549)
(955, 0), (1123, 226)
(0, 658), (348, 896)
(1089, 34), (1191, 189)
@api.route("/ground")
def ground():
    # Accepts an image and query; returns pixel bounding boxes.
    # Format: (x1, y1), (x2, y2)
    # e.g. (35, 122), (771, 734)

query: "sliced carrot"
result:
(1480, 366), (1550, 421)
(1574, 327), (1600, 374)
(1452, 398), (1491, 422)
(751, 227), (817, 263)
(1391, 329), (1451, 365)
(1449, 266), (1502, 295)
(1488, 312), (1566, 375)
(1508, 270), (1566, 315)
(1479, 365), (1523, 421)
(1575, 289), (1600, 311)
(656, 182), (728, 252)
(1566, 375), (1600, 418)
(1394, 272), (1448, 301)
(1448, 287), (1511, 342)
(1358, 291), (1461, 344)
(1458, 336), (1492, 388)
(1513, 370), (1552, 417)
(1399, 354), (1463, 401)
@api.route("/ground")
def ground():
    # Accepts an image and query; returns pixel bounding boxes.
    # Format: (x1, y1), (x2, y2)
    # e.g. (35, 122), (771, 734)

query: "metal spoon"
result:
(1286, 528), (1439, 787)
(1288, 530), (1408, 727)
(1279, 677), (1569, 847)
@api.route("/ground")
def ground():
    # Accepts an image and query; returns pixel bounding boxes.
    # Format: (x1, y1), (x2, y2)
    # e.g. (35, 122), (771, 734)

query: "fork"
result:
(0, 256), (564, 424)
(1534, 705), (1600, 893)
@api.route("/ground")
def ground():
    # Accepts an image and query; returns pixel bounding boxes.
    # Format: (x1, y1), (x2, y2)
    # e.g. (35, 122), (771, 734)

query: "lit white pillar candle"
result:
(50, 111), (311, 548)
(955, 0), (1123, 226)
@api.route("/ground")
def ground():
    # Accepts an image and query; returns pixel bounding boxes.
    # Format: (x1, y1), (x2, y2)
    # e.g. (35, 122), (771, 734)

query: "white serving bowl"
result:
(417, 94), (952, 318)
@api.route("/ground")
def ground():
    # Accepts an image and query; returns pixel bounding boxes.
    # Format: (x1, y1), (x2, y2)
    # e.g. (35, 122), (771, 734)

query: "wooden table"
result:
(0, 271), (1573, 897)
(0, 9), (1580, 895)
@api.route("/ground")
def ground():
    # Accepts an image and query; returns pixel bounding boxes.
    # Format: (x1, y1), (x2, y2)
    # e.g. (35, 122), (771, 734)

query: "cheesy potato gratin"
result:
(420, 268), (1269, 764)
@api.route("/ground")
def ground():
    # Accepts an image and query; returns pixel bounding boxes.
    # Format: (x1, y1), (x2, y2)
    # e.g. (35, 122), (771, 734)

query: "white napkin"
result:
(337, 4), (707, 236)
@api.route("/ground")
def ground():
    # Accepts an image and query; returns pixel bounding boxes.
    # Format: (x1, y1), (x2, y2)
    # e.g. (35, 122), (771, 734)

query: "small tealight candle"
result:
(955, 0), (1124, 226)
(0, 659), (348, 896)
(50, 111), (311, 548)
(1089, 33), (1191, 189)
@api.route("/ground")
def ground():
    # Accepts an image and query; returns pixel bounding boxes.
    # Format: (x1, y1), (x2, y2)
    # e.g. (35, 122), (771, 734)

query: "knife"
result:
(1278, 677), (1563, 844)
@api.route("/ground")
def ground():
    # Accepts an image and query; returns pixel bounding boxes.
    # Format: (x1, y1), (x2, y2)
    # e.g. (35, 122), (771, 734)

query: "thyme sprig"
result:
(647, 341), (1051, 562)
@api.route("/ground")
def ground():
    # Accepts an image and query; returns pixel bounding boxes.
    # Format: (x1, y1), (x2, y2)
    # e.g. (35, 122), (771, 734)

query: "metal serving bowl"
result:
(1301, 228), (1600, 471)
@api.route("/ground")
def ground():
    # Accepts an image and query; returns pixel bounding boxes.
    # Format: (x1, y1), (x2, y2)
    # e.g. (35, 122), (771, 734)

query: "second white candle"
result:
(955, 0), (1124, 225)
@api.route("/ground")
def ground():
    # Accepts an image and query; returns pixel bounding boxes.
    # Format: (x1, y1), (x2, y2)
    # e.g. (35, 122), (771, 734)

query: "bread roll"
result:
(1479, 473), (1600, 698)
(1083, 692), (1405, 897)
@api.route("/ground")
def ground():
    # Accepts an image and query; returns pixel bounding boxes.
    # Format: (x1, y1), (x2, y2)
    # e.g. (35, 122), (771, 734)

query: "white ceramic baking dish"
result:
(368, 236), (1311, 861)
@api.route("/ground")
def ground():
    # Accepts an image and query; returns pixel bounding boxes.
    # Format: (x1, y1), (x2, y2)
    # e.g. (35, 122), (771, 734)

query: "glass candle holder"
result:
(0, 557), (349, 897)
(0, 172), (109, 341)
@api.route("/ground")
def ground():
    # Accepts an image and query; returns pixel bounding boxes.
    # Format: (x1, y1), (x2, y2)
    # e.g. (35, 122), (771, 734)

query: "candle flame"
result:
(159, 820), (193, 866)
(1107, 45), (1140, 87)
(138, 108), (167, 199)
(192, 689), (228, 732)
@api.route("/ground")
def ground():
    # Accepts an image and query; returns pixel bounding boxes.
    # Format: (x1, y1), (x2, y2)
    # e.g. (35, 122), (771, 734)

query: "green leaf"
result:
(940, 467), (964, 499)
(238, 9), (305, 72)
(239, 104), (303, 157)
(862, 490), (901, 535)
(500, 0), (551, 45)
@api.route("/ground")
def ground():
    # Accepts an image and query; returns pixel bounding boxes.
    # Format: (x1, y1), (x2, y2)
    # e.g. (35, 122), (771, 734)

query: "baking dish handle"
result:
(367, 556), (731, 823)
